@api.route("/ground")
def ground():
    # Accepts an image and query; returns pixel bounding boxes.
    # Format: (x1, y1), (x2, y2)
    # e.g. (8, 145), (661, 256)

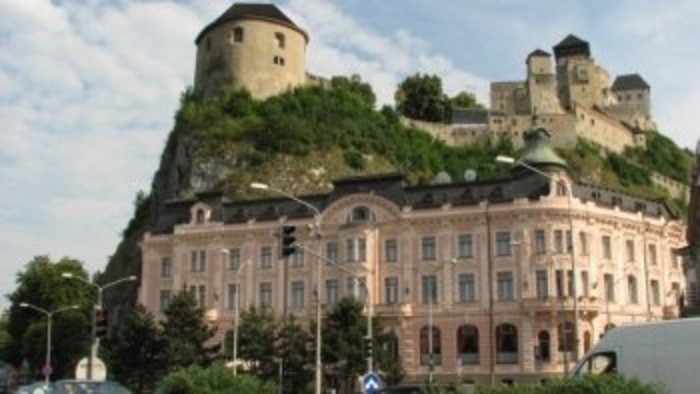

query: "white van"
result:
(571, 318), (700, 394)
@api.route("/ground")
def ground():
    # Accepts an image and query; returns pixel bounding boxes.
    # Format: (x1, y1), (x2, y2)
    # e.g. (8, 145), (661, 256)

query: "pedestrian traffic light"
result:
(95, 309), (108, 338)
(280, 225), (297, 257)
(363, 336), (373, 359)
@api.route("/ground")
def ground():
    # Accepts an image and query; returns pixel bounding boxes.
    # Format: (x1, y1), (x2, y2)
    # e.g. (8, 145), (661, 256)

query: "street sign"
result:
(362, 372), (381, 394)
(75, 357), (107, 381)
(41, 364), (52, 377)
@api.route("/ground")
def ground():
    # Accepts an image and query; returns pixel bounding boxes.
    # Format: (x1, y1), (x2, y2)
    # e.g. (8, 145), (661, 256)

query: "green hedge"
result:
(159, 364), (277, 394)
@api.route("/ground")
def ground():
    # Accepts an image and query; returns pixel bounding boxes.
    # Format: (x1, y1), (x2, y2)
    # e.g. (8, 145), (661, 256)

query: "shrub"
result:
(159, 364), (277, 394)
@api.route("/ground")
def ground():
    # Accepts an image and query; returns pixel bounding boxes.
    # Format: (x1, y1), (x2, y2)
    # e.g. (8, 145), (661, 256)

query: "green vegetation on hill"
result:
(626, 129), (693, 183)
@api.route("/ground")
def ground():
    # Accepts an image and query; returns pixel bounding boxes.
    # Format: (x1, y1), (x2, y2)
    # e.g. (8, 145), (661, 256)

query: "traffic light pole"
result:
(87, 288), (102, 380)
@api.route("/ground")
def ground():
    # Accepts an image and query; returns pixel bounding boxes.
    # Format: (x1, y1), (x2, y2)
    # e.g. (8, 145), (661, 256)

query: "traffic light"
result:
(280, 225), (297, 257)
(95, 309), (108, 338)
(363, 336), (373, 359)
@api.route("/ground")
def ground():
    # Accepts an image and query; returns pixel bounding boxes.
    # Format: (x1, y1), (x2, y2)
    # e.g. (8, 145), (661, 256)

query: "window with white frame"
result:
(602, 235), (612, 259)
(227, 248), (241, 270)
(496, 232), (512, 256)
(626, 239), (635, 262)
(497, 271), (514, 301)
(555, 270), (564, 298)
(566, 270), (574, 297)
(458, 273), (475, 302)
(604, 274), (615, 302)
(648, 244), (657, 265)
(534, 230), (546, 254)
(581, 270), (589, 297)
(650, 279), (660, 306)
(385, 239), (398, 262)
(346, 239), (355, 262)
(259, 282), (272, 308)
(326, 280), (338, 305)
(554, 230), (564, 254)
(579, 232), (588, 255)
(189, 285), (206, 308)
(325, 242), (338, 263)
(421, 275), (437, 304)
(290, 248), (304, 267)
(161, 257), (172, 278)
(260, 246), (272, 269)
(159, 289), (171, 311)
(458, 234), (474, 258)
(422, 236), (436, 261)
(385, 277), (399, 304)
(536, 270), (548, 299)
(190, 250), (206, 272)
(628, 275), (638, 304)
(358, 238), (367, 261)
(227, 283), (239, 310)
(291, 281), (305, 309)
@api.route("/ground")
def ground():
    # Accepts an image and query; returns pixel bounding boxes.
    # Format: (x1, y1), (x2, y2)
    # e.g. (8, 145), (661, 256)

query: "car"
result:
(16, 381), (52, 394)
(52, 380), (131, 394)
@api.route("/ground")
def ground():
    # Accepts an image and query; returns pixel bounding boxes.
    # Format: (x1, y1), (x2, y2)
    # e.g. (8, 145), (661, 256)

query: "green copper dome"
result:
(519, 128), (568, 169)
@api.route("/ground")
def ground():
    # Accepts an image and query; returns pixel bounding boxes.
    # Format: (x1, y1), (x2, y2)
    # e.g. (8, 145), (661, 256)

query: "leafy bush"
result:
(159, 364), (277, 394)
(626, 129), (692, 183)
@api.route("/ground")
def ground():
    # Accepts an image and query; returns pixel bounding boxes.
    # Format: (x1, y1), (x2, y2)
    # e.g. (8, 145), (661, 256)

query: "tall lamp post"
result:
(61, 273), (137, 380)
(496, 155), (579, 372)
(250, 182), (325, 394)
(219, 249), (250, 375)
(426, 258), (457, 384)
(19, 303), (79, 387)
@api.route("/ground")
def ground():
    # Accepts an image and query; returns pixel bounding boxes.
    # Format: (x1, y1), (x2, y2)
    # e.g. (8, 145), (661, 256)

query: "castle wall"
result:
(194, 18), (307, 99)
(574, 106), (638, 154)
(491, 82), (529, 115)
(651, 173), (690, 201)
(604, 88), (654, 130)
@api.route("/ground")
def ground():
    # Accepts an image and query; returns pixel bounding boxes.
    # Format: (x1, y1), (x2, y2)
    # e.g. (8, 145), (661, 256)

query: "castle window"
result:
(233, 27), (244, 43)
(275, 32), (285, 49)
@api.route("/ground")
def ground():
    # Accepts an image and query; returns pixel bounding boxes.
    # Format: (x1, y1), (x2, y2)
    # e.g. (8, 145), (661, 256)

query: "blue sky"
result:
(0, 0), (698, 308)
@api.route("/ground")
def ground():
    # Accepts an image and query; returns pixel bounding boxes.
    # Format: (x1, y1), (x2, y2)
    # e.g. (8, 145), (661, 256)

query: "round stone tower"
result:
(193, 3), (309, 99)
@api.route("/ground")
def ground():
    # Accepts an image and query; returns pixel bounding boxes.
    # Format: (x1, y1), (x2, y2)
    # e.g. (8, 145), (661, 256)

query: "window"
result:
(579, 232), (589, 256)
(558, 322), (575, 352)
(325, 242), (338, 263)
(190, 250), (206, 272)
(458, 273), (476, 302)
(195, 209), (205, 224)
(290, 248), (304, 267)
(347, 277), (367, 302)
(556, 270), (565, 298)
(628, 275), (638, 304)
(456, 325), (479, 365)
(602, 236), (612, 259)
(567, 270), (574, 297)
(566, 230), (572, 252)
(422, 275), (437, 304)
(536, 331), (550, 361)
(577, 351), (617, 376)
(326, 280), (338, 305)
(227, 248), (241, 270)
(556, 182), (567, 196)
(626, 240), (635, 262)
(291, 281), (305, 309)
(233, 27), (243, 43)
(350, 206), (373, 222)
(536, 270), (548, 299)
(227, 283), (239, 310)
(671, 250), (680, 269)
(648, 244), (657, 265)
(385, 239), (398, 262)
(554, 230), (564, 254)
(260, 246), (272, 269)
(346, 239), (355, 262)
(496, 323), (518, 364)
(161, 257), (172, 278)
(357, 238), (367, 262)
(419, 326), (442, 366)
(497, 272), (514, 301)
(422, 236), (436, 260)
(458, 234), (474, 258)
(189, 285), (206, 308)
(274, 32), (285, 48)
(385, 277), (399, 304)
(259, 282), (272, 308)
(159, 290), (171, 312)
(581, 270), (589, 297)
(496, 232), (512, 256)
(534, 230), (546, 254)
(650, 280), (660, 306)
(604, 274), (615, 302)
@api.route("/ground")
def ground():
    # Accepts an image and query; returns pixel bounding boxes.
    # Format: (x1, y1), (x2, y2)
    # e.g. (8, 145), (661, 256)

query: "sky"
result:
(0, 0), (698, 308)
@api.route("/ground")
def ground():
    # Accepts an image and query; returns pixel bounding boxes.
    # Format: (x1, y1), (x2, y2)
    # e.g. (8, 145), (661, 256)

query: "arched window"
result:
(196, 209), (205, 224)
(536, 330), (550, 361)
(583, 330), (592, 353)
(348, 206), (375, 223)
(383, 331), (400, 359)
(419, 326), (441, 366)
(558, 322), (575, 352)
(496, 323), (518, 364)
(456, 325), (479, 365)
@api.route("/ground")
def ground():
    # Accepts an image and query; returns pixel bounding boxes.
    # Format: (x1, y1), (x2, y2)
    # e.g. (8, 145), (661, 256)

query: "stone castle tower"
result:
(194, 3), (309, 99)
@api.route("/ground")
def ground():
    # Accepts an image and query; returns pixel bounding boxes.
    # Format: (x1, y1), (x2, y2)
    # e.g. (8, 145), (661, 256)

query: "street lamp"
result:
(251, 181), (325, 394)
(426, 258), (457, 384)
(220, 249), (250, 375)
(496, 154), (579, 373)
(19, 302), (79, 387)
(61, 272), (137, 380)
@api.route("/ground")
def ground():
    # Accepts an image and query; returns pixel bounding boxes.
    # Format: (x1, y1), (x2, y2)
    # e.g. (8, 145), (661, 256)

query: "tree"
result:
(105, 305), (166, 393)
(4, 256), (91, 380)
(276, 315), (313, 393)
(159, 364), (277, 394)
(450, 91), (482, 109)
(237, 306), (277, 378)
(395, 73), (451, 123)
(161, 291), (217, 371)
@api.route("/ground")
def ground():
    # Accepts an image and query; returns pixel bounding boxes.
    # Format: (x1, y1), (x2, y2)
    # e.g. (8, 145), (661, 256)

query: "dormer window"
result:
(274, 32), (285, 49)
(190, 203), (212, 225)
(348, 206), (375, 223)
(556, 182), (567, 196)
(196, 209), (205, 224)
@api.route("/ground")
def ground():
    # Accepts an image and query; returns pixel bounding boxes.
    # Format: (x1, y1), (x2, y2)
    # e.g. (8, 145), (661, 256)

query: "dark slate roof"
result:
(611, 74), (650, 91)
(553, 34), (590, 58)
(528, 49), (551, 58)
(452, 108), (489, 125)
(195, 3), (307, 44)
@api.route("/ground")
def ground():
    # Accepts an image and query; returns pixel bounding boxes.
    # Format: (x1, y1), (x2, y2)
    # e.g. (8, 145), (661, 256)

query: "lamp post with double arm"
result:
(19, 303), (79, 387)
(61, 273), (137, 380)
(496, 155), (579, 373)
(219, 249), (250, 375)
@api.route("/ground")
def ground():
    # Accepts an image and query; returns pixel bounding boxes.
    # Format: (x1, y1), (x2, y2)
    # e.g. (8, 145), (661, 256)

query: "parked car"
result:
(16, 381), (52, 394)
(52, 380), (131, 394)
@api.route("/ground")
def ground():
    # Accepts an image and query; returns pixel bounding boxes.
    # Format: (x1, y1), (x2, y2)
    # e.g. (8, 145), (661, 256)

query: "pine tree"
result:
(276, 315), (313, 393)
(161, 291), (217, 371)
(237, 306), (277, 378)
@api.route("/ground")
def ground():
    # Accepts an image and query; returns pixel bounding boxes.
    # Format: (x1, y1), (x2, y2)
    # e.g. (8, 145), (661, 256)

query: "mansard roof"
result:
(195, 3), (308, 44)
(611, 74), (650, 91)
(553, 34), (590, 58)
